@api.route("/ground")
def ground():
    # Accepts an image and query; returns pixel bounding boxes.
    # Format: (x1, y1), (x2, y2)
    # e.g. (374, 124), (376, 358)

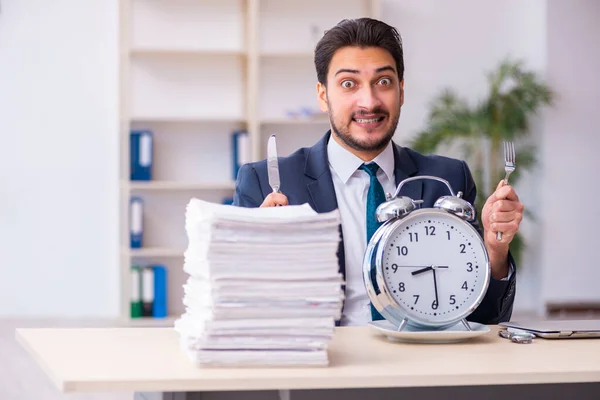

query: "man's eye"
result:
(341, 80), (355, 89)
(378, 77), (391, 85)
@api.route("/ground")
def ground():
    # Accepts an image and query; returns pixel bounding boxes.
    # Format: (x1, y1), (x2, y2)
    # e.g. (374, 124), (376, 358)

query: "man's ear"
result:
(316, 82), (329, 113)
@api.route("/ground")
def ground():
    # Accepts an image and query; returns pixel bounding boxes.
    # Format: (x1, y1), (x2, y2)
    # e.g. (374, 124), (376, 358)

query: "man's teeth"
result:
(355, 117), (381, 123)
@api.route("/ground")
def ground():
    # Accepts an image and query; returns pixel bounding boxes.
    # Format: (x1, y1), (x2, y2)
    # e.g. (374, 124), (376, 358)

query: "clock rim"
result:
(364, 208), (491, 329)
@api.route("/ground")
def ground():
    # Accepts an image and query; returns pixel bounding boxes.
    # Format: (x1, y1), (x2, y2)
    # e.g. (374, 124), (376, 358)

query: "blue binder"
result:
(129, 197), (144, 248)
(130, 130), (153, 181)
(231, 129), (249, 180)
(152, 265), (168, 318)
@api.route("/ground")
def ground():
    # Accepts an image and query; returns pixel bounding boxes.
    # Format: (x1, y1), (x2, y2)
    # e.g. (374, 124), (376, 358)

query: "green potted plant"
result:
(409, 58), (555, 264)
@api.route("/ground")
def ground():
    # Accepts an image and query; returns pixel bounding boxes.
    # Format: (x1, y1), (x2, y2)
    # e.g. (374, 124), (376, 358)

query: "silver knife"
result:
(267, 134), (281, 193)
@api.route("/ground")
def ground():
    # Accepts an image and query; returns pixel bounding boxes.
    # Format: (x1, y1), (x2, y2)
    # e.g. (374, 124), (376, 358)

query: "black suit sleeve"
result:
(232, 163), (265, 208)
(460, 160), (516, 324)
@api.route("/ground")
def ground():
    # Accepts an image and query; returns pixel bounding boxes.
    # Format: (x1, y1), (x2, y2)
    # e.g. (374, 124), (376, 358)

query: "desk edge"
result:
(15, 329), (66, 392)
(59, 371), (600, 393)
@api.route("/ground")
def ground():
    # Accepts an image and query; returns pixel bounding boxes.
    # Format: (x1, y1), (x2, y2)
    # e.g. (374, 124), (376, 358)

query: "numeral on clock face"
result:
(425, 226), (436, 236)
(396, 246), (408, 256)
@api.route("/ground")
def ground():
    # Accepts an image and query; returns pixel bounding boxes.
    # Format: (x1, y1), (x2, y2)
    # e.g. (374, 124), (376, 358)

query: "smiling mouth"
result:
(353, 116), (385, 124)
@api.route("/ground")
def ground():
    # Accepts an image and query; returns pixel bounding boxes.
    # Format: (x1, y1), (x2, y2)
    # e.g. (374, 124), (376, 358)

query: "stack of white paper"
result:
(174, 198), (343, 367)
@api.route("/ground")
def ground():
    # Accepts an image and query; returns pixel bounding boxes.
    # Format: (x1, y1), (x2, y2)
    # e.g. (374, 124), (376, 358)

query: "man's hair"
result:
(314, 17), (404, 86)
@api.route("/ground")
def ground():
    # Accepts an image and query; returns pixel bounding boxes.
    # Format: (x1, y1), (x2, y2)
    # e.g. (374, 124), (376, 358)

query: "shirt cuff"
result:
(500, 261), (515, 281)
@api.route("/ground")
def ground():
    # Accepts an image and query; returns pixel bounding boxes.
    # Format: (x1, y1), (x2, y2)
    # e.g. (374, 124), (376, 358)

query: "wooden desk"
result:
(15, 325), (600, 397)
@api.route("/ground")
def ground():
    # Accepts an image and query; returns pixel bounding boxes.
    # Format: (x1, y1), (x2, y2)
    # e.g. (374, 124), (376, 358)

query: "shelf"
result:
(129, 116), (246, 124)
(260, 118), (330, 125)
(129, 54), (245, 121)
(260, 51), (314, 58)
(121, 316), (179, 327)
(125, 247), (185, 258)
(131, 48), (246, 57)
(129, 0), (245, 56)
(126, 181), (236, 191)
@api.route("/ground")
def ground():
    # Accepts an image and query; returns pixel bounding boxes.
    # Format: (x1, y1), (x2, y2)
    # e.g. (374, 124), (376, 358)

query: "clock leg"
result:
(461, 319), (472, 331)
(397, 317), (408, 332)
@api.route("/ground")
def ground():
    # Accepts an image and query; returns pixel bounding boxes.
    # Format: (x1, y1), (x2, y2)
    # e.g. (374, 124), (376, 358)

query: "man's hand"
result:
(481, 180), (524, 279)
(260, 192), (289, 207)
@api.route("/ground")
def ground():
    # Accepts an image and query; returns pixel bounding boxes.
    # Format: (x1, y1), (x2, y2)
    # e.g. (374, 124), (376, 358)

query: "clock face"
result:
(379, 209), (490, 326)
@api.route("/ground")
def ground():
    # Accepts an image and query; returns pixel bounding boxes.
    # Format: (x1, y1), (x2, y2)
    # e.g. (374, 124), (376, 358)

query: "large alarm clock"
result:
(363, 175), (491, 332)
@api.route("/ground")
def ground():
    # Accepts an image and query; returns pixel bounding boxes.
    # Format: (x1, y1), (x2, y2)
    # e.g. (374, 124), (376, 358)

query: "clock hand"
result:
(433, 269), (439, 306)
(412, 266), (433, 276)
(412, 265), (450, 276)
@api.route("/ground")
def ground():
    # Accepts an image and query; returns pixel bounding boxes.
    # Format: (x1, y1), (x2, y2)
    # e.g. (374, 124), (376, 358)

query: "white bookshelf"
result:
(119, 315), (180, 327)
(118, 0), (381, 325)
(125, 247), (185, 258)
(127, 181), (236, 191)
(130, 49), (247, 57)
(259, 51), (314, 58)
(260, 118), (331, 125)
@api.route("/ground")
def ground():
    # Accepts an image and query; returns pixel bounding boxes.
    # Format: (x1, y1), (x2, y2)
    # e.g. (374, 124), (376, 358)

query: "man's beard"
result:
(328, 102), (400, 153)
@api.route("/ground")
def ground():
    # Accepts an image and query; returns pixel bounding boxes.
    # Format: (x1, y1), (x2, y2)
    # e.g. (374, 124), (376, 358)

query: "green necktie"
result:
(360, 162), (386, 321)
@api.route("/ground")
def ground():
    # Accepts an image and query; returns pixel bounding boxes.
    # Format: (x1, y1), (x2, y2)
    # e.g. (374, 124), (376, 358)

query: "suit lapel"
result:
(306, 174), (338, 214)
(392, 141), (422, 202)
(304, 131), (338, 213)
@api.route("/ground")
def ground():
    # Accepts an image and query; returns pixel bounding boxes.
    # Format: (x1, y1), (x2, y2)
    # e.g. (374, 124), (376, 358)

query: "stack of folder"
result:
(174, 199), (344, 367)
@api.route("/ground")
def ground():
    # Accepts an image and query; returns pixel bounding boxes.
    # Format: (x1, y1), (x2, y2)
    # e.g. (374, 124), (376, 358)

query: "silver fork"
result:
(496, 141), (516, 241)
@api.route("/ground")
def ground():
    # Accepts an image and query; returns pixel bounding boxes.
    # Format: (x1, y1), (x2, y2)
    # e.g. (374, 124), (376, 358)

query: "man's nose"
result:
(356, 86), (381, 110)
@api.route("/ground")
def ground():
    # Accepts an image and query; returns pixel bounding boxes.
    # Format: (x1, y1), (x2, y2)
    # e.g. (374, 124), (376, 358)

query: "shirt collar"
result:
(327, 134), (395, 184)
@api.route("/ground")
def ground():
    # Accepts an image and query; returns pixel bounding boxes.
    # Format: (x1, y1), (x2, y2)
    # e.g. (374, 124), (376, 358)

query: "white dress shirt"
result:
(327, 137), (397, 326)
(327, 136), (513, 327)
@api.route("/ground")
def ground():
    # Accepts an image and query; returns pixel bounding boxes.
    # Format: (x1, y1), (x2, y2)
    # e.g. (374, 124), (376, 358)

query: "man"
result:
(233, 18), (521, 326)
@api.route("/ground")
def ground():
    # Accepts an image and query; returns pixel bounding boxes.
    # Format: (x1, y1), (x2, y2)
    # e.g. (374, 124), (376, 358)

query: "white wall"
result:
(385, 0), (547, 142)
(0, 0), (119, 317)
(540, 0), (600, 307)
(384, 0), (547, 313)
(1, 0), (592, 318)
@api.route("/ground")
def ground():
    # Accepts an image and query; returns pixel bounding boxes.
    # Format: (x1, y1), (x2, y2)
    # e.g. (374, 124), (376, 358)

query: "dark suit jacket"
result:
(233, 131), (516, 325)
